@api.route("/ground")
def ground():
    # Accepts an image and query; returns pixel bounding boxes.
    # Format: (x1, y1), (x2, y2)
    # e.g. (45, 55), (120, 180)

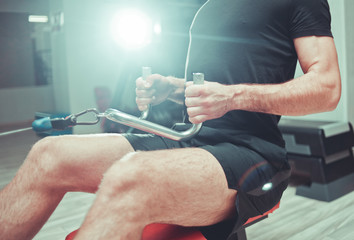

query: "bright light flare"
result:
(154, 22), (162, 35)
(111, 9), (153, 50)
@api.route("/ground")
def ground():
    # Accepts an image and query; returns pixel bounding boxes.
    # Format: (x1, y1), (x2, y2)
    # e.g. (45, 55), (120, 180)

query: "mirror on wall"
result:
(0, 12), (52, 89)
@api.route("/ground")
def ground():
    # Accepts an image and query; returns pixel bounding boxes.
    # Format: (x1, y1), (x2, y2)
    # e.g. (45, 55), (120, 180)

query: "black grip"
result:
(50, 117), (76, 130)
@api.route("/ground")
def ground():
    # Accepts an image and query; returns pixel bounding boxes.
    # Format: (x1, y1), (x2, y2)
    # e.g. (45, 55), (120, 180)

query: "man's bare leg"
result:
(0, 134), (134, 240)
(75, 148), (237, 240)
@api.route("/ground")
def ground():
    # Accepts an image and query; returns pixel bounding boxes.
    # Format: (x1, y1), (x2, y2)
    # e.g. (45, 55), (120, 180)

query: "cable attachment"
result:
(50, 108), (101, 130)
(32, 108), (102, 132)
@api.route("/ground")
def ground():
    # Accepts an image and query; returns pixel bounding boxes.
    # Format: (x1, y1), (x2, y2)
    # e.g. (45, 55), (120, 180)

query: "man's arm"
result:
(185, 36), (342, 123)
(236, 36), (341, 115)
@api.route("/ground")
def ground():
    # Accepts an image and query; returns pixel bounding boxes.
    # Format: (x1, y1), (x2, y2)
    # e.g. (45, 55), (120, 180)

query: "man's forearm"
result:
(230, 70), (341, 116)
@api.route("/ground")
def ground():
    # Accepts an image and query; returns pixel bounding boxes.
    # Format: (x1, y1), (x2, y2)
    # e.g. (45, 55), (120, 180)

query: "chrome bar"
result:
(104, 108), (202, 141)
(104, 70), (205, 141)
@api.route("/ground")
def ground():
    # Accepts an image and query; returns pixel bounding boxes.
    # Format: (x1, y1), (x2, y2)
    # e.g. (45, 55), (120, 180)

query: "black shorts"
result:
(123, 125), (290, 240)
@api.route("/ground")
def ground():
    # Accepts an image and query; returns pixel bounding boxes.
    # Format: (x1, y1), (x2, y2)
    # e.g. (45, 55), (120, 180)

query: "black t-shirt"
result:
(185, 0), (332, 149)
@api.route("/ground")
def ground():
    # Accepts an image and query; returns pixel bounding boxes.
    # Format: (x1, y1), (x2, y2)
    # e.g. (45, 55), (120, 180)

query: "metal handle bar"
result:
(104, 108), (202, 141)
(104, 71), (205, 141)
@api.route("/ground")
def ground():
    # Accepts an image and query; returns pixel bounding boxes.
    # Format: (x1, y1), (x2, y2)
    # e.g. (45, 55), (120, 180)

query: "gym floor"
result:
(1, 123), (354, 240)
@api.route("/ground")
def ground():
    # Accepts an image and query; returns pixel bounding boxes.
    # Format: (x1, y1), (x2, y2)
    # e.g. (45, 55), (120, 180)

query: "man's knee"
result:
(98, 152), (157, 201)
(26, 136), (72, 180)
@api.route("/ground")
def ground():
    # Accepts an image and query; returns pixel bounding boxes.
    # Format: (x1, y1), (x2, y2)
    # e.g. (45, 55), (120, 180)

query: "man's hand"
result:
(185, 81), (235, 124)
(135, 74), (172, 111)
(136, 74), (187, 111)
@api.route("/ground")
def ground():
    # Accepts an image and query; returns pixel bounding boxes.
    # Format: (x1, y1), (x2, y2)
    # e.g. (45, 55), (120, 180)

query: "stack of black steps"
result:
(279, 119), (354, 202)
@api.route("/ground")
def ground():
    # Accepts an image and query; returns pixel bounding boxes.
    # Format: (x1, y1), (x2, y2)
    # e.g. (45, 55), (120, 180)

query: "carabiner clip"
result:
(70, 108), (101, 125)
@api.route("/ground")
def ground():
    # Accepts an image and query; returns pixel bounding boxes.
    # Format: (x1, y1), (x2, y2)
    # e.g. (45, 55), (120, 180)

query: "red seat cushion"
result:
(65, 230), (78, 240)
(65, 203), (280, 240)
(65, 225), (205, 240)
(142, 224), (206, 240)
(243, 201), (280, 225)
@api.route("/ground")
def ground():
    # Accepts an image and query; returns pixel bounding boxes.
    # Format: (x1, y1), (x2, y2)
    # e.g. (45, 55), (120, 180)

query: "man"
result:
(0, 0), (341, 239)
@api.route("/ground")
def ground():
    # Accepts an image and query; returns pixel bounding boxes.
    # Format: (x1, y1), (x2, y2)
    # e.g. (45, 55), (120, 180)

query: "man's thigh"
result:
(38, 133), (134, 192)
(115, 146), (237, 227)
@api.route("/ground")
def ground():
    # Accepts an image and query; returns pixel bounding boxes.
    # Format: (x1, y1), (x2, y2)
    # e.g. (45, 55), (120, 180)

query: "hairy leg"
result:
(75, 148), (237, 240)
(0, 133), (134, 240)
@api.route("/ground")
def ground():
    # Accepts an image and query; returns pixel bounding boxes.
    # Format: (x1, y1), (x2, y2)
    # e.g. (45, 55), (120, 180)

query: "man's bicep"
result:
(294, 36), (340, 75)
